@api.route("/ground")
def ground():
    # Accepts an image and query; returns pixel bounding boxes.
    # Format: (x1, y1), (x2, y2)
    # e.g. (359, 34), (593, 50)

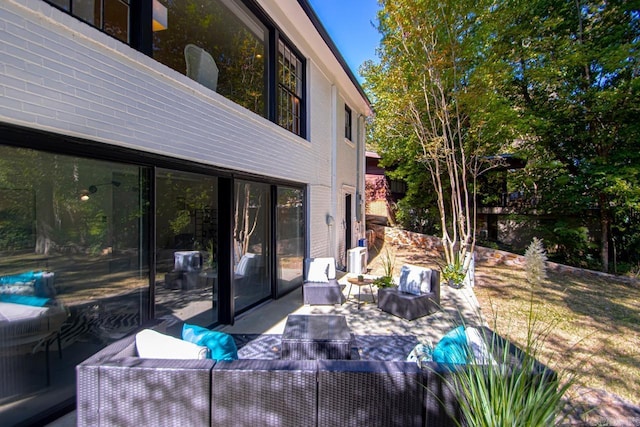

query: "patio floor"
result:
(218, 272), (484, 351)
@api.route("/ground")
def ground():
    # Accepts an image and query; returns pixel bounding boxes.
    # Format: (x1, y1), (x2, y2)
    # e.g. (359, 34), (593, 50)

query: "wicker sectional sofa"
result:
(76, 328), (551, 427)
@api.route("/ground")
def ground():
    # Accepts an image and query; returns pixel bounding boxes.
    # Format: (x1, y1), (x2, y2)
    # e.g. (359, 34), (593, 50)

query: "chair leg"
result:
(45, 339), (51, 387)
(56, 332), (62, 359)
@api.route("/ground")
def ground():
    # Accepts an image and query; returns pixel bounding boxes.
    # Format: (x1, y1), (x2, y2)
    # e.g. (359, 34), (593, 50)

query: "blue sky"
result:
(307, 0), (381, 82)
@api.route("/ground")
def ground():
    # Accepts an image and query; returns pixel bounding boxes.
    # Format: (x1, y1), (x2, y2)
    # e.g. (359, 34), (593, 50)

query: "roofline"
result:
(297, 0), (373, 110)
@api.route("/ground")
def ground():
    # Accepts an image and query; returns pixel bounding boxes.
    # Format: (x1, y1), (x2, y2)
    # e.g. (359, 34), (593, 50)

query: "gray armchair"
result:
(184, 44), (219, 92)
(378, 266), (440, 320)
(302, 257), (344, 305)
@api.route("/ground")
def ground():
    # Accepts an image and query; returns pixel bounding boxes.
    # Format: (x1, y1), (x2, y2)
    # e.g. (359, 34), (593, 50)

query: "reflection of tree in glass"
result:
(153, 0), (265, 115)
(0, 148), (111, 256)
(234, 182), (262, 260)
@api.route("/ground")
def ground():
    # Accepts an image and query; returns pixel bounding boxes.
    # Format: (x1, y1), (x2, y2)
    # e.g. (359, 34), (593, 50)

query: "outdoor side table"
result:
(281, 314), (352, 360)
(347, 277), (376, 309)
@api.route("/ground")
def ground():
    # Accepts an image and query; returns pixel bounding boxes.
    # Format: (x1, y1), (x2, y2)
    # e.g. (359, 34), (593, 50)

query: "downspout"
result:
(330, 85), (338, 261)
(355, 114), (364, 229)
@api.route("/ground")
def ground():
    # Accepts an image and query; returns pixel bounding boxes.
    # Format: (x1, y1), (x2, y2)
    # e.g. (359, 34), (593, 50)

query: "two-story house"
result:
(0, 0), (371, 423)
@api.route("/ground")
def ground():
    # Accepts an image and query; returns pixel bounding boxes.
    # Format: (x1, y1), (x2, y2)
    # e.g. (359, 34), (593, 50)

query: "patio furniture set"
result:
(303, 257), (441, 320)
(76, 258), (553, 426)
(77, 317), (551, 427)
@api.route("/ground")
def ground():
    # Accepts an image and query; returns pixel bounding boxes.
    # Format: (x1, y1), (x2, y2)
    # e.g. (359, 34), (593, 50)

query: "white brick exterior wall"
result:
(0, 0), (370, 257)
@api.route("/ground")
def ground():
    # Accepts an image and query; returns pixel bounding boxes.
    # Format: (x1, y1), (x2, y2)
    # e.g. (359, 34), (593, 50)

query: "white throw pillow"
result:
(135, 329), (209, 359)
(420, 268), (432, 294)
(306, 259), (329, 282)
(465, 327), (496, 365)
(398, 265), (423, 295)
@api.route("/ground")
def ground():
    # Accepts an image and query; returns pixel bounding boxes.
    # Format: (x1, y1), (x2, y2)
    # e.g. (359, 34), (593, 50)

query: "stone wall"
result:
(368, 224), (639, 285)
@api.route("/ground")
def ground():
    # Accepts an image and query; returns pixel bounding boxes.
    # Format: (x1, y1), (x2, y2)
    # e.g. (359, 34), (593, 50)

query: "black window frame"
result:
(276, 37), (306, 137)
(43, 0), (307, 138)
(345, 104), (352, 141)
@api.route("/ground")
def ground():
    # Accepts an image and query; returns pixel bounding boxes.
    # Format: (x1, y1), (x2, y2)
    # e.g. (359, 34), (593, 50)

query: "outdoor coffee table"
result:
(281, 314), (352, 360)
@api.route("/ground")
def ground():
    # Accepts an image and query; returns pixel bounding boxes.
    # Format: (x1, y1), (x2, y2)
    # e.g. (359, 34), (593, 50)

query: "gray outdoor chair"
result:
(378, 266), (440, 320)
(302, 257), (344, 305)
(184, 44), (219, 92)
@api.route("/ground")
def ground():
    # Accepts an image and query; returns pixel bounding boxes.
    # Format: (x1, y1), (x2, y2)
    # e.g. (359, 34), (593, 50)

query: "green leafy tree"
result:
(362, 0), (512, 269)
(477, 0), (640, 272)
(366, 0), (640, 273)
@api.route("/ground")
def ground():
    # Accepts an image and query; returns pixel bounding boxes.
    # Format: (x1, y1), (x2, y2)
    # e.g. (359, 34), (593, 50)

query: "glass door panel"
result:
(155, 169), (218, 329)
(0, 145), (149, 425)
(233, 180), (270, 311)
(276, 187), (304, 296)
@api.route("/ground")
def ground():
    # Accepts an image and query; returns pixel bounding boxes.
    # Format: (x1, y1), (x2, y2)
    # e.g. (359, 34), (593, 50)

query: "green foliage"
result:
(373, 275), (394, 289)
(441, 255), (466, 287)
(433, 264), (575, 426)
(448, 330), (573, 427)
(525, 237), (547, 287)
(365, 0), (640, 273)
(374, 245), (396, 288)
(540, 220), (600, 270)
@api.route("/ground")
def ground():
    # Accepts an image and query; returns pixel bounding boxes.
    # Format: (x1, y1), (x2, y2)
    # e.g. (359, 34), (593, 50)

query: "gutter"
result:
(297, 0), (373, 111)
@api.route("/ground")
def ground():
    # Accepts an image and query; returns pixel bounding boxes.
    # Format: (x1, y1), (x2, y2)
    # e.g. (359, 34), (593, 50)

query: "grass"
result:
(368, 237), (640, 410)
(472, 261), (640, 407)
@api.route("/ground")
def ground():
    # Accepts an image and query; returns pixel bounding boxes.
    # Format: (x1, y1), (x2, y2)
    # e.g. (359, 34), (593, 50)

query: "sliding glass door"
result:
(155, 169), (219, 328)
(0, 145), (150, 425)
(276, 187), (304, 296)
(233, 180), (270, 311)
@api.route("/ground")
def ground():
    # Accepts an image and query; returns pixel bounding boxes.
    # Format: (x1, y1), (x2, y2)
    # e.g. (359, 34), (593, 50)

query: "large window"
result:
(152, 0), (268, 118)
(233, 180), (270, 312)
(155, 170), (219, 329)
(0, 145), (149, 426)
(44, 0), (307, 138)
(46, 0), (130, 43)
(278, 39), (304, 136)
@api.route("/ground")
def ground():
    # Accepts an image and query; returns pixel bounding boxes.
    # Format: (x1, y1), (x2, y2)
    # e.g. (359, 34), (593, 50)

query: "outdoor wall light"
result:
(153, 0), (168, 31)
(80, 181), (121, 201)
(326, 214), (335, 226)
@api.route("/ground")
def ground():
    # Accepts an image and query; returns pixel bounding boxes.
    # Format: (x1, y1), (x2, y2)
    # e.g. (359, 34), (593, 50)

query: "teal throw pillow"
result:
(0, 271), (37, 285)
(432, 326), (469, 365)
(0, 294), (50, 307)
(182, 323), (238, 361)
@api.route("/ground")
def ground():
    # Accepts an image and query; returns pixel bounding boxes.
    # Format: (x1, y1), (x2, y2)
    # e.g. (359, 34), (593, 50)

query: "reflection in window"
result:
(153, 0), (267, 117)
(154, 169), (219, 329)
(234, 180), (270, 311)
(278, 39), (304, 136)
(276, 187), (304, 296)
(0, 145), (149, 425)
(45, 0), (130, 43)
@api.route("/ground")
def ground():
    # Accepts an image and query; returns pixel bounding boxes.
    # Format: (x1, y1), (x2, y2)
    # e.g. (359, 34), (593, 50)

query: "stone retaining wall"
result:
(368, 224), (639, 285)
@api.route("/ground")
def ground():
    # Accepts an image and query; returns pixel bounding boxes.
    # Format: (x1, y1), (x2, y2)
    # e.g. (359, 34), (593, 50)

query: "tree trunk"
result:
(599, 194), (609, 273)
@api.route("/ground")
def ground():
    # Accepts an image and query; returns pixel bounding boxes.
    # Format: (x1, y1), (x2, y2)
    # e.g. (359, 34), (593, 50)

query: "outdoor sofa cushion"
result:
(306, 259), (329, 282)
(432, 326), (468, 364)
(432, 326), (496, 366)
(135, 329), (209, 359)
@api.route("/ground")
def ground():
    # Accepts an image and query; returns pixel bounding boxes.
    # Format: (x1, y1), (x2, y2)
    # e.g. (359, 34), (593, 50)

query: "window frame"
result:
(344, 104), (352, 141)
(276, 36), (306, 137)
(43, 0), (307, 138)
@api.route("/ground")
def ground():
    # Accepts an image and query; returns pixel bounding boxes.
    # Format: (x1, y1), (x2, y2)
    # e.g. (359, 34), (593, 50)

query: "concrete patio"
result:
(219, 272), (484, 348)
